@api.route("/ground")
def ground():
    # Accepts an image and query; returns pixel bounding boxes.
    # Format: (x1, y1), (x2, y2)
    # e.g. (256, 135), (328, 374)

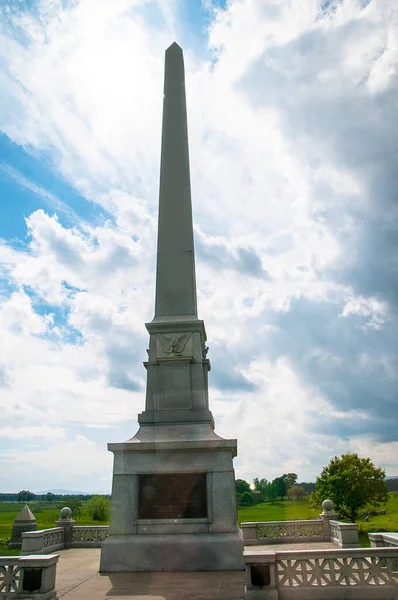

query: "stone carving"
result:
(276, 553), (398, 587)
(330, 521), (339, 541)
(72, 526), (109, 545)
(0, 562), (21, 593)
(43, 528), (64, 549)
(257, 520), (324, 540)
(158, 333), (191, 356)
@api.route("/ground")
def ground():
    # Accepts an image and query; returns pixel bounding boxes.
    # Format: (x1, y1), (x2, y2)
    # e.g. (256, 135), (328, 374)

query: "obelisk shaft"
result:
(154, 43), (197, 320)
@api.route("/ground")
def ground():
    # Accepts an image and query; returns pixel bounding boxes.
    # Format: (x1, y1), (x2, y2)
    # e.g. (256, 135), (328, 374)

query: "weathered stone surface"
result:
(155, 42), (197, 320)
(9, 504), (36, 548)
(101, 532), (244, 572)
(101, 42), (244, 574)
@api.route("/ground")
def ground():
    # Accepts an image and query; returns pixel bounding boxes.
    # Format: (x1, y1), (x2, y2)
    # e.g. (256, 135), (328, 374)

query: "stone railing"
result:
(0, 554), (58, 599)
(242, 518), (359, 548)
(242, 500), (359, 549)
(21, 527), (65, 555)
(369, 532), (398, 548)
(245, 546), (398, 599)
(329, 519), (360, 548)
(21, 524), (109, 554)
(243, 520), (325, 545)
(71, 526), (109, 547)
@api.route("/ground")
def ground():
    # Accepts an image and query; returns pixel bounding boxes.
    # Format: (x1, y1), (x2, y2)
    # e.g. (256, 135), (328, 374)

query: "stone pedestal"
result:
(9, 505), (36, 549)
(56, 507), (75, 549)
(100, 423), (244, 572)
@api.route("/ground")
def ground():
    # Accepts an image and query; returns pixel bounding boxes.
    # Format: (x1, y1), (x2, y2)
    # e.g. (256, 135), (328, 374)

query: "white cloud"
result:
(0, 435), (113, 492)
(0, 426), (66, 441)
(0, 0), (397, 490)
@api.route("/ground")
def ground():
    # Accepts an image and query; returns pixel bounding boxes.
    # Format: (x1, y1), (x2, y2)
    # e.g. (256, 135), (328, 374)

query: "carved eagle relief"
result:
(158, 333), (192, 356)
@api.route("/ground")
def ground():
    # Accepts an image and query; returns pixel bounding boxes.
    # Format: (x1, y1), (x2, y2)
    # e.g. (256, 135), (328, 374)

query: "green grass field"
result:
(1, 494), (397, 555)
(237, 499), (319, 525)
(0, 502), (108, 556)
(237, 494), (398, 548)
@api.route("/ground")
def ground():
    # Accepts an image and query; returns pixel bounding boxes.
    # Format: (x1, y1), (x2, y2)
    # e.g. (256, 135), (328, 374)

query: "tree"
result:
(240, 491), (254, 507)
(285, 473), (298, 488)
(272, 477), (287, 500)
(253, 478), (268, 500)
(87, 495), (111, 521)
(235, 479), (251, 496)
(315, 453), (389, 522)
(17, 490), (35, 502)
(57, 496), (83, 519)
(235, 479), (254, 506)
(46, 492), (55, 503)
(265, 481), (278, 503)
(287, 485), (305, 501)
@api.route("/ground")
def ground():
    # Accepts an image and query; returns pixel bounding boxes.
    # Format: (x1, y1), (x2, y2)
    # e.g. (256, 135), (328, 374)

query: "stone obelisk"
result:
(100, 42), (244, 574)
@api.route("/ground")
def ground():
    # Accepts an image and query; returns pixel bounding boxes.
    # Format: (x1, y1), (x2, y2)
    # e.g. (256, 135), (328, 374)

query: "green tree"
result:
(309, 490), (321, 511)
(272, 477), (287, 500)
(235, 479), (253, 506)
(240, 491), (254, 506)
(46, 492), (55, 503)
(17, 490), (35, 502)
(265, 481), (278, 503)
(253, 478), (268, 500)
(87, 495), (111, 521)
(235, 479), (251, 495)
(287, 485), (305, 501)
(315, 453), (389, 522)
(284, 473), (298, 488)
(57, 496), (83, 519)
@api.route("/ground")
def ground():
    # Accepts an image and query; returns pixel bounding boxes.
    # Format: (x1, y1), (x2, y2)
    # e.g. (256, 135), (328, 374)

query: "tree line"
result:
(235, 473), (316, 506)
(237, 453), (393, 523)
(0, 491), (95, 503)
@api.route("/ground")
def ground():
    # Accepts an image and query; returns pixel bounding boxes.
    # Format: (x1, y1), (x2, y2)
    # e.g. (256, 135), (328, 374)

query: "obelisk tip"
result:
(166, 41), (183, 53)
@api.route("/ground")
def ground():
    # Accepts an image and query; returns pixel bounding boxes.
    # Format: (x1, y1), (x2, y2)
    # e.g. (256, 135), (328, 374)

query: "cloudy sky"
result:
(0, 0), (397, 493)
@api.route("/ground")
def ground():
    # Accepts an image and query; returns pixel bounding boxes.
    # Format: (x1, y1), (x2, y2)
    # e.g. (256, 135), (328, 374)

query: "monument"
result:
(100, 42), (244, 573)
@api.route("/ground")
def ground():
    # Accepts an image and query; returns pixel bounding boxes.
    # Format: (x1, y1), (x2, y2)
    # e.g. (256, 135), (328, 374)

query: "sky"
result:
(0, 0), (397, 494)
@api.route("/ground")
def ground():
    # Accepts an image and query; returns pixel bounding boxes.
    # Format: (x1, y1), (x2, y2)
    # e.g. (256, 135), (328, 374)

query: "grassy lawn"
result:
(237, 499), (318, 525)
(0, 501), (108, 556)
(237, 493), (398, 548)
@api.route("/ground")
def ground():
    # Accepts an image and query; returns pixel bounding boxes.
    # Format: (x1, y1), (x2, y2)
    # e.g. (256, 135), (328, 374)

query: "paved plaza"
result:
(55, 543), (338, 600)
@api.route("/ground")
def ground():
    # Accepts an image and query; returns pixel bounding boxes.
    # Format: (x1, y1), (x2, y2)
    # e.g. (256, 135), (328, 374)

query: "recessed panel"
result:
(138, 473), (207, 519)
(158, 362), (192, 410)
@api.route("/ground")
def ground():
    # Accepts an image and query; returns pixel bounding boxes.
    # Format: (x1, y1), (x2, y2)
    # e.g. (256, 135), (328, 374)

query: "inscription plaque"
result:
(138, 473), (207, 519)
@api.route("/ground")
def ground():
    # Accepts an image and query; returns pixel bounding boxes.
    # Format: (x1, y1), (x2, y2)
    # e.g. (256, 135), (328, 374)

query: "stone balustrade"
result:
(242, 520), (325, 546)
(21, 527), (65, 555)
(369, 532), (398, 548)
(329, 519), (360, 548)
(21, 525), (110, 554)
(242, 518), (359, 549)
(0, 554), (59, 599)
(244, 546), (398, 599)
(71, 526), (109, 547)
(242, 499), (359, 549)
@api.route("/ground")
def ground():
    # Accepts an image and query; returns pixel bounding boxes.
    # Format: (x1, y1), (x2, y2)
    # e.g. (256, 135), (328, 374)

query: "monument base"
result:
(100, 531), (245, 572)
(101, 424), (244, 574)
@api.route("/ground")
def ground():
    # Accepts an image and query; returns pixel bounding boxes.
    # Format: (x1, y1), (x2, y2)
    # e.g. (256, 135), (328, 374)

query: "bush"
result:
(87, 496), (110, 521)
(56, 496), (83, 519)
(357, 522), (389, 536)
(239, 491), (254, 507)
(0, 536), (11, 546)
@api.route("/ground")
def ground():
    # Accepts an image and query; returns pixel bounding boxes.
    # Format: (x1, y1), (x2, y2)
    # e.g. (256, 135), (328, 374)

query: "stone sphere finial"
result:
(59, 506), (73, 520)
(322, 499), (334, 513)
